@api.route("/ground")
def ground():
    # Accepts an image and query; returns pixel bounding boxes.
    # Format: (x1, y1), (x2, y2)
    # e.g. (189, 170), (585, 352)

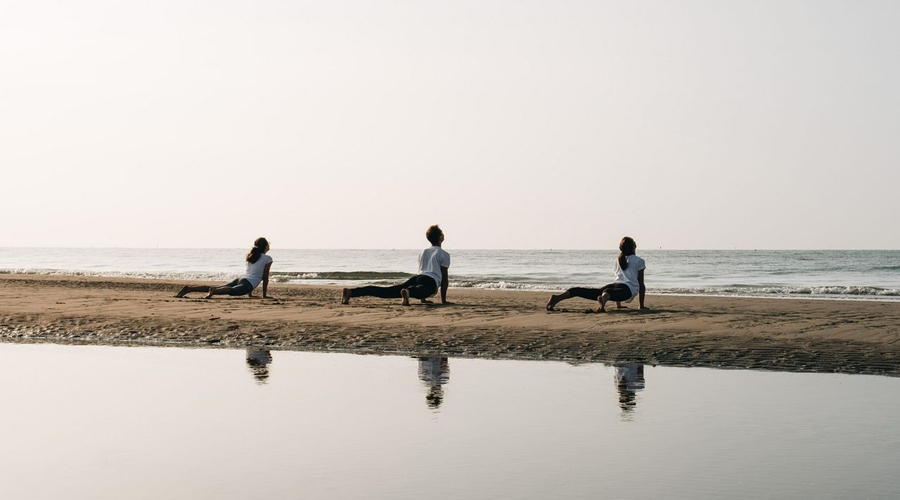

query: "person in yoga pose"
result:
(341, 225), (450, 306)
(175, 237), (273, 299)
(546, 236), (646, 313)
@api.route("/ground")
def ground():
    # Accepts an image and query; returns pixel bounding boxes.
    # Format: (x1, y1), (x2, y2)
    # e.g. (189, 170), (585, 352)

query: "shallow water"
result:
(1, 343), (898, 499)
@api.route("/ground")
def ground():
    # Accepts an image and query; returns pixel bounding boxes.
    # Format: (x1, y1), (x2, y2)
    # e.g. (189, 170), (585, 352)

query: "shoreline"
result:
(1, 274), (898, 376)
(3, 271), (899, 303)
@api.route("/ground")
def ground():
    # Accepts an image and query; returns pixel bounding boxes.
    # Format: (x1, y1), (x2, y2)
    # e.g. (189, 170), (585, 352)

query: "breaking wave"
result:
(3, 268), (899, 300)
(448, 280), (900, 298)
(270, 271), (414, 283)
(654, 285), (900, 298)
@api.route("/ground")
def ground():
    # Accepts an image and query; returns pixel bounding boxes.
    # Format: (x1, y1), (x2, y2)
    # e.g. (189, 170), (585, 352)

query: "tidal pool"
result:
(1, 342), (898, 499)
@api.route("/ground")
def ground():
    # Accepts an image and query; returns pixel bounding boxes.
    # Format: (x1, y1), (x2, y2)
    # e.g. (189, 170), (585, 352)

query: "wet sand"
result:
(1, 274), (898, 376)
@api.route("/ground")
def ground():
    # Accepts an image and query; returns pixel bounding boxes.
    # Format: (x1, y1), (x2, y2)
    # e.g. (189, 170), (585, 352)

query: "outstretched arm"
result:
(262, 262), (272, 298)
(440, 266), (450, 304)
(638, 269), (647, 309)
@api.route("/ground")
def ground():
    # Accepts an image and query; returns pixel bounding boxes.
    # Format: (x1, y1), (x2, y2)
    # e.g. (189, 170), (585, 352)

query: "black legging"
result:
(221, 278), (254, 296)
(568, 283), (633, 302)
(349, 275), (438, 300)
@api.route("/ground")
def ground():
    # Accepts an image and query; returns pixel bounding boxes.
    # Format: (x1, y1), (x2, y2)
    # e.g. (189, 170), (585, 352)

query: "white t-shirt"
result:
(418, 357), (450, 386)
(614, 364), (645, 392)
(245, 349), (272, 366)
(243, 254), (273, 288)
(418, 246), (451, 288)
(612, 254), (646, 297)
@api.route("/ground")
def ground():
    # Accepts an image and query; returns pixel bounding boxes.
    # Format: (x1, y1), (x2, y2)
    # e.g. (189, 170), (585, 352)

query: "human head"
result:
(254, 237), (270, 253)
(246, 237), (270, 263)
(619, 236), (636, 256)
(426, 225), (444, 246)
(618, 237), (636, 270)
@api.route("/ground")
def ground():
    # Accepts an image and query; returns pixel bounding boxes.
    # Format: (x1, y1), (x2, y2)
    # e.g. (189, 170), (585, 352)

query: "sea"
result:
(1, 248), (899, 301)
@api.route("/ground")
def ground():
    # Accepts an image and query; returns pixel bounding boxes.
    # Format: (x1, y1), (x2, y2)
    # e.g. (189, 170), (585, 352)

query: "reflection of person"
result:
(546, 236), (647, 313)
(417, 356), (450, 409)
(246, 348), (272, 383)
(176, 238), (274, 299)
(614, 363), (645, 415)
(342, 225), (451, 306)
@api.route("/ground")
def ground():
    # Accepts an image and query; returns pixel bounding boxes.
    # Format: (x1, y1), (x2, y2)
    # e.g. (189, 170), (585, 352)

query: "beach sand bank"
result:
(1, 274), (898, 376)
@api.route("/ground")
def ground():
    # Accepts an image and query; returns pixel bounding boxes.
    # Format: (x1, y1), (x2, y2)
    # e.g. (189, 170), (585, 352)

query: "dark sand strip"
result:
(1, 275), (898, 376)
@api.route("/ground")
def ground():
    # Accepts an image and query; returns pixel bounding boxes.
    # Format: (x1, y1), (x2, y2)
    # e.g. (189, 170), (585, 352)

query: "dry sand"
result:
(1, 274), (898, 376)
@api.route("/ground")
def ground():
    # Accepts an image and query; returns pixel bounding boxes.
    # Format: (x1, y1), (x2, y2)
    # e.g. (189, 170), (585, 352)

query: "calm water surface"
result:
(1, 343), (898, 499)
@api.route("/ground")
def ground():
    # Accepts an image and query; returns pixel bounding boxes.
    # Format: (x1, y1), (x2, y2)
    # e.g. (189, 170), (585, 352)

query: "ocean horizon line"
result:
(2, 246), (899, 252)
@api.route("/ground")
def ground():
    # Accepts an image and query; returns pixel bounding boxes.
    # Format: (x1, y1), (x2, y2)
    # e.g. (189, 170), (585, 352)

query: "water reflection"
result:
(246, 349), (272, 384)
(4, 343), (899, 499)
(417, 357), (450, 409)
(614, 363), (645, 418)
(241, 348), (640, 417)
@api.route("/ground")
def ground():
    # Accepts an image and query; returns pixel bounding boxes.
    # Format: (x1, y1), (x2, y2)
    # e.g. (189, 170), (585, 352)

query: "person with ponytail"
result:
(175, 237), (273, 299)
(546, 236), (647, 313)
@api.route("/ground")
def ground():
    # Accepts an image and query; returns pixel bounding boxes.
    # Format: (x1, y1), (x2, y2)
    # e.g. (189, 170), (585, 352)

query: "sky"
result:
(1, 0), (898, 250)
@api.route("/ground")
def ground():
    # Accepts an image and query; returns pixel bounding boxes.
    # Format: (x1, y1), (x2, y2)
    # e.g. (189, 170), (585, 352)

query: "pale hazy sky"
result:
(2, 1), (898, 249)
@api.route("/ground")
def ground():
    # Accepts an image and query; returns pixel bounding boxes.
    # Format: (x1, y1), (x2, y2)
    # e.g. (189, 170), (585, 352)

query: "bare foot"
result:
(400, 289), (410, 306)
(616, 304), (629, 309)
(175, 286), (189, 298)
(598, 294), (610, 314)
(341, 288), (351, 305)
(546, 295), (558, 311)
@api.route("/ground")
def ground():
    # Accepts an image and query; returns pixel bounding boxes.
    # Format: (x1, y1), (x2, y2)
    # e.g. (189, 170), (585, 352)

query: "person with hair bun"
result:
(546, 237), (647, 313)
(342, 225), (451, 306)
(175, 237), (273, 299)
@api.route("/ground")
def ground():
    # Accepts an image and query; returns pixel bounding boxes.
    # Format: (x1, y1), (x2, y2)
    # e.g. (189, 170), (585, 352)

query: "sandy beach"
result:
(1, 274), (898, 376)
